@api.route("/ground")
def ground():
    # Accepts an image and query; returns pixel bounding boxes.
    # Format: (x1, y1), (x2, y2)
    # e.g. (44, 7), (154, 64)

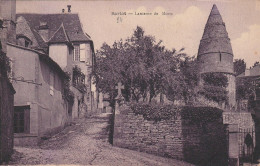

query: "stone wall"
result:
(223, 112), (255, 161)
(113, 105), (228, 165)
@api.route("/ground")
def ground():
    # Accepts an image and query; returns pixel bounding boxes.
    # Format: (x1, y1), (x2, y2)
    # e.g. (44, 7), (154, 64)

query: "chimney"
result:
(67, 5), (71, 13)
(62, 9), (65, 13)
(38, 21), (49, 41)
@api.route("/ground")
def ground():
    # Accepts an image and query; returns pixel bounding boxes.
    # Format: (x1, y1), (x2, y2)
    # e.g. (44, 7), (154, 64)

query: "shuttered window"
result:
(74, 45), (80, 61)
(80, 44), (86, 62)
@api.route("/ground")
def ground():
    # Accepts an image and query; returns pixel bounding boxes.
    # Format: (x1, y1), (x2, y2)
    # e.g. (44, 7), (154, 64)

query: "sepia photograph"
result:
(0, 0), (260, 165)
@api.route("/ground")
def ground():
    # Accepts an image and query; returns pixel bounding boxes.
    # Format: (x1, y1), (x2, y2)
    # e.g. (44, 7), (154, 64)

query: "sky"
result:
(16, 0), (260, 67)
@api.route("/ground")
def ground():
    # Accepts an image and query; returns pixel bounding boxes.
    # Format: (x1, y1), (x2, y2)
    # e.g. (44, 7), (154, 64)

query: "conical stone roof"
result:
(198, 4), (233, 58)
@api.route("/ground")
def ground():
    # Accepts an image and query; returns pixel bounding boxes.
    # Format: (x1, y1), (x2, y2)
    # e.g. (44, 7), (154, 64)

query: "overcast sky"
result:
(17, 0), (260, 67)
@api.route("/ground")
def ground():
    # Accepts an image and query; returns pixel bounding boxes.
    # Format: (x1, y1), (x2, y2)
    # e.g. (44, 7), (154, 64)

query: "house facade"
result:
(7, 43), (69, 146)
(16, 8), (98, 118)
(1, 4), (98, 145)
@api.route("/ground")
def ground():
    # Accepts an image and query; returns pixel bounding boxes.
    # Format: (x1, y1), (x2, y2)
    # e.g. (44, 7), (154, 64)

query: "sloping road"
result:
(9, 113), (193, 166)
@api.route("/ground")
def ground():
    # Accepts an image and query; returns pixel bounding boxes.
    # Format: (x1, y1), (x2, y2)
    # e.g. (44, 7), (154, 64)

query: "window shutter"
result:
(80, 44), (86, 62)
(86, 44), (91, 65)
(50, 71), (54, 96)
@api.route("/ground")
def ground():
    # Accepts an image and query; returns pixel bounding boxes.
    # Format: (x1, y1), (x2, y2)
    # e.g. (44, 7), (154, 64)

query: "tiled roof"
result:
(32, 29), (48, 48)
(16, 13), (92, 43)
(198, 4), (233, 58)
(48, 23), (70, 43)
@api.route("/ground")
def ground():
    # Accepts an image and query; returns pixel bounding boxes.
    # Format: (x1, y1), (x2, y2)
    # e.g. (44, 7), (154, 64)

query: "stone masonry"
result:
(113, 105), (228, 165)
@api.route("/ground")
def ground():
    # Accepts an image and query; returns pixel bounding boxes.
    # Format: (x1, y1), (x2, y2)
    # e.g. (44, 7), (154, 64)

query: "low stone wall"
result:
(113, 104), (228, 165)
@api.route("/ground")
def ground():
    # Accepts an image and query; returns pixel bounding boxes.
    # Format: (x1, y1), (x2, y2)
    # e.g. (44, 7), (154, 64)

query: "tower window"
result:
(219, 52), (222, 62)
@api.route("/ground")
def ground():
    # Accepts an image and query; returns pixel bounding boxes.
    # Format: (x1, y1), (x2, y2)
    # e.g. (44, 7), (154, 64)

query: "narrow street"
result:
(9, 113), (193, 166)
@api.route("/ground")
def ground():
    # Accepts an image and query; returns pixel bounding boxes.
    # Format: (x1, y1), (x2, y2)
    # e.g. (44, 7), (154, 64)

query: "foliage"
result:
(130, 102), (179, 122)
(177, 56), (200, 104)
(234, 59), (246, 76)
(236, 77), (255, 101)
(253, 61), (259, 68)
(63, 72), (74, 104)
(95, 26), (193, 106)
(130, 102), (223, 123)
(72, 66), (87, 93)
(0, 52), (11, 77)
(201, 72), (228, 87)
(199, 73), (228, 103)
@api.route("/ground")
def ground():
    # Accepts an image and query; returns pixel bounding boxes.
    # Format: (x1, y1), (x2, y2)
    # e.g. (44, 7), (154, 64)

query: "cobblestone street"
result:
(9, 113), (193, 166)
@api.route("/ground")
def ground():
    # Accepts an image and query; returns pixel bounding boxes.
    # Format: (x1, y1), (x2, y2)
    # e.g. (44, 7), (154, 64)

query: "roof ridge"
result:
(61, 23), (70, 42)
(17, 13), (92, 44)
(47, 23), (64, 42)
(17, 13), (79, 15)
(48, 23), (71, 44)
(33, 28), (47, 42)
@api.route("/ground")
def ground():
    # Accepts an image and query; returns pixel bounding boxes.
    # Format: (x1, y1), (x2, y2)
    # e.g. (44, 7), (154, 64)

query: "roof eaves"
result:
(7, 42), (66, 78)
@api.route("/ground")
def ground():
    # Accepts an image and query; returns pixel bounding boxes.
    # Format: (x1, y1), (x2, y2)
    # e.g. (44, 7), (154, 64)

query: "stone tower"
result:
(197, 4), (236, 107)
(0, 0), (16, 53)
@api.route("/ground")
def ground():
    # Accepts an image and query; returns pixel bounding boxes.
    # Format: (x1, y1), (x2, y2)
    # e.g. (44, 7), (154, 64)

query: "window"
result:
(50, 71), (54, 96)
(74, 45), (80, 61)
(86, 44), (92, 65)
(16, 35), (32, 48)
(14, 106), (30, 133)
(25, 40), (30, 48)
(80, 44), (86, 62)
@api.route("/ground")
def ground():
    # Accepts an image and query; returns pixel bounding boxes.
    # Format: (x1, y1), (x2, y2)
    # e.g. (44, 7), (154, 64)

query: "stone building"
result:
(0, 0), (16, 162)
(16, 6), (98, 118)
(197, 5), (256, 164)
(197, 4), (236, 107)
(6, 43), (69, 146)
(1, 4), (98, 145)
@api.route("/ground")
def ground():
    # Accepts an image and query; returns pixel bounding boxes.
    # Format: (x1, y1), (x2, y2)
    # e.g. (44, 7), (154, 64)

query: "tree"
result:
(95, 26), (188, 105)
(253, 61), (259, 68)
(234, 59), (246, 76)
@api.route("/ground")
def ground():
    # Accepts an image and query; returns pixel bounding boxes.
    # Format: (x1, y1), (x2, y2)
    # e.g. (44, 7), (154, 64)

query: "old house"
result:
(0, 0), (16, 163)
(16, 6), (98, 117)
(6, 43), (69, 146)
(2, 5), (98, 145)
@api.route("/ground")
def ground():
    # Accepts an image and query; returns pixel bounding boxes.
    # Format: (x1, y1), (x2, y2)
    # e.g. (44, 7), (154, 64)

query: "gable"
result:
(16, 16), (39, 48)
(48, 23), (70, 44)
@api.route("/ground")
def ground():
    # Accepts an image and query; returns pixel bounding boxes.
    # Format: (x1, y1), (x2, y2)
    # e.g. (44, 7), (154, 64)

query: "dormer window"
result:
(16, 35), (32, 48)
